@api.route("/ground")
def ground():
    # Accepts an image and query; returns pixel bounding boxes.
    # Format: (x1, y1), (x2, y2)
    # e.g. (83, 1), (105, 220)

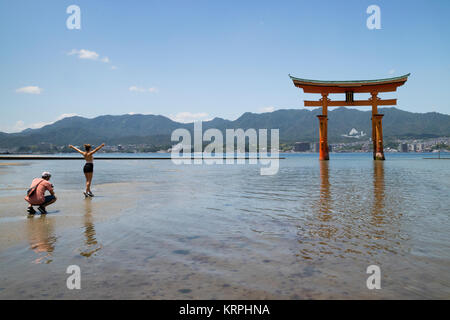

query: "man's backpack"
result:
(27, 179), (44, 197)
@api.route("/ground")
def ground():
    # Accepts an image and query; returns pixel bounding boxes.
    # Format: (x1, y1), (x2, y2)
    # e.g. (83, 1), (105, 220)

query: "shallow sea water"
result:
(0, 153), (449, 299)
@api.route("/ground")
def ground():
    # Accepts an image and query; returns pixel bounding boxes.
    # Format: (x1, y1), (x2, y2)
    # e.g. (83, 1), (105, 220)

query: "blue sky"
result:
(1, 0), (449, 132)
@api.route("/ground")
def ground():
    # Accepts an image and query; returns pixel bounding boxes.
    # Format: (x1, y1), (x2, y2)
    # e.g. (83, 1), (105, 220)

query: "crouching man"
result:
(25, 171), (57, 215)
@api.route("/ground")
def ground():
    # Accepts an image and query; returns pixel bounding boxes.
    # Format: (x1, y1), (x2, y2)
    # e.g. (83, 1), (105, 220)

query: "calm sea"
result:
(0, 153), (449, 299)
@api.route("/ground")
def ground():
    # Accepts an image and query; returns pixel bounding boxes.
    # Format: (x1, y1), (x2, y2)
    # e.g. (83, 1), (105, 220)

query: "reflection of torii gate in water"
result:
(290, 74), (410, 160)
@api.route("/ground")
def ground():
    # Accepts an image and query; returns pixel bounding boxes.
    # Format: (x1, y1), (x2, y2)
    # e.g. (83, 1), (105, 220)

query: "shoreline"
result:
(0, 156), (286, 160)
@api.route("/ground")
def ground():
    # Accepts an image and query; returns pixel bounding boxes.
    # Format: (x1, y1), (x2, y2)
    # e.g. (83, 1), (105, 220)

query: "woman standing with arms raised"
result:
(69, 143), (105, 197)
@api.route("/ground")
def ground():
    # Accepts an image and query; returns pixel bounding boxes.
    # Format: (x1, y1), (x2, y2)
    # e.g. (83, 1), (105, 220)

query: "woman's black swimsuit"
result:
(83, 162), (94, 173)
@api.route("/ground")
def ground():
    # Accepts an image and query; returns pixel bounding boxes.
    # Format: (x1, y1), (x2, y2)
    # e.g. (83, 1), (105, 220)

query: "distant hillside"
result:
(0, 108), (449, 150)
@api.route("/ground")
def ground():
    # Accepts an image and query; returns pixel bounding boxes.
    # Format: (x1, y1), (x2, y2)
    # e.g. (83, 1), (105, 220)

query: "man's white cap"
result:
(42, 171), (51, 178)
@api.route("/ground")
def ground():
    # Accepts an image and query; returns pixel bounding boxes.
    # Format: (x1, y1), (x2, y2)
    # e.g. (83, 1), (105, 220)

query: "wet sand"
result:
(0, 162), (27, 166)
(0, 182), (142, 251)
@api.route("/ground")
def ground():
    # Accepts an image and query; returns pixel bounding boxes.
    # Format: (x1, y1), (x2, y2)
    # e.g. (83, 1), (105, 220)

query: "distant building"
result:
(398, 143), (408, 152)
(342, 128), (366, 138)
(416, 143), (425, 152)
(293, 142), (310, 152)
(307, 142), (331, 153)
(311, 143), (320, 153)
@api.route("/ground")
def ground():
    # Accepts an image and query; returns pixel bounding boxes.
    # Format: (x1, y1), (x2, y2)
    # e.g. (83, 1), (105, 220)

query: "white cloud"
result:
(129, 86), (158, 93)
(6, 114), (78, 133)
(12, 120), (26, 132)
(29, 122), (49, 129)
(11, 120), (47, 132)
(68, 49), (99, 60)
(68, 49), (111, 63)
(56, 113), (78, 121)
(16, 86), (42, 94)
(169, 112), (211, 123)
(388, 69), (395, 75)
(259, 106), (275, 113)
(111, 65), (118, 70)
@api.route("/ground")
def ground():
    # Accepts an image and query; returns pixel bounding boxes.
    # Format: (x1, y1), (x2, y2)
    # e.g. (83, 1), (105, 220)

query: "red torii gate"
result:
(290, 74), (410, 160)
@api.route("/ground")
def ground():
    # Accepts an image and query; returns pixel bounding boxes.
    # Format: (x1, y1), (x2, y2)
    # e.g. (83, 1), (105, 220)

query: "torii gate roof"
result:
(289, 73), (410, 93)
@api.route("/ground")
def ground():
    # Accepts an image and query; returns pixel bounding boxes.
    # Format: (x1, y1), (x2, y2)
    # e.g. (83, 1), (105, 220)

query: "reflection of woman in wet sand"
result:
(69, 143), (105, 197)
(80, 198), (102, 257)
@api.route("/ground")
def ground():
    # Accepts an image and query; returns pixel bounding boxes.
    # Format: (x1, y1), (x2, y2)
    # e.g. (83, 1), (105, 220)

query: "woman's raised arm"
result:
(90, 143), (105, 155)
(69, 145), (85, 155)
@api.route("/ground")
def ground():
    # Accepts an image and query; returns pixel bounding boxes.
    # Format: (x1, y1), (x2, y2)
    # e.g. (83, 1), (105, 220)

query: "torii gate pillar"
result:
(317, 115), (329, 160)
(317, 93), (329, 160)
(373, 114), (385, 160)
(370, 92), (385, 160)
